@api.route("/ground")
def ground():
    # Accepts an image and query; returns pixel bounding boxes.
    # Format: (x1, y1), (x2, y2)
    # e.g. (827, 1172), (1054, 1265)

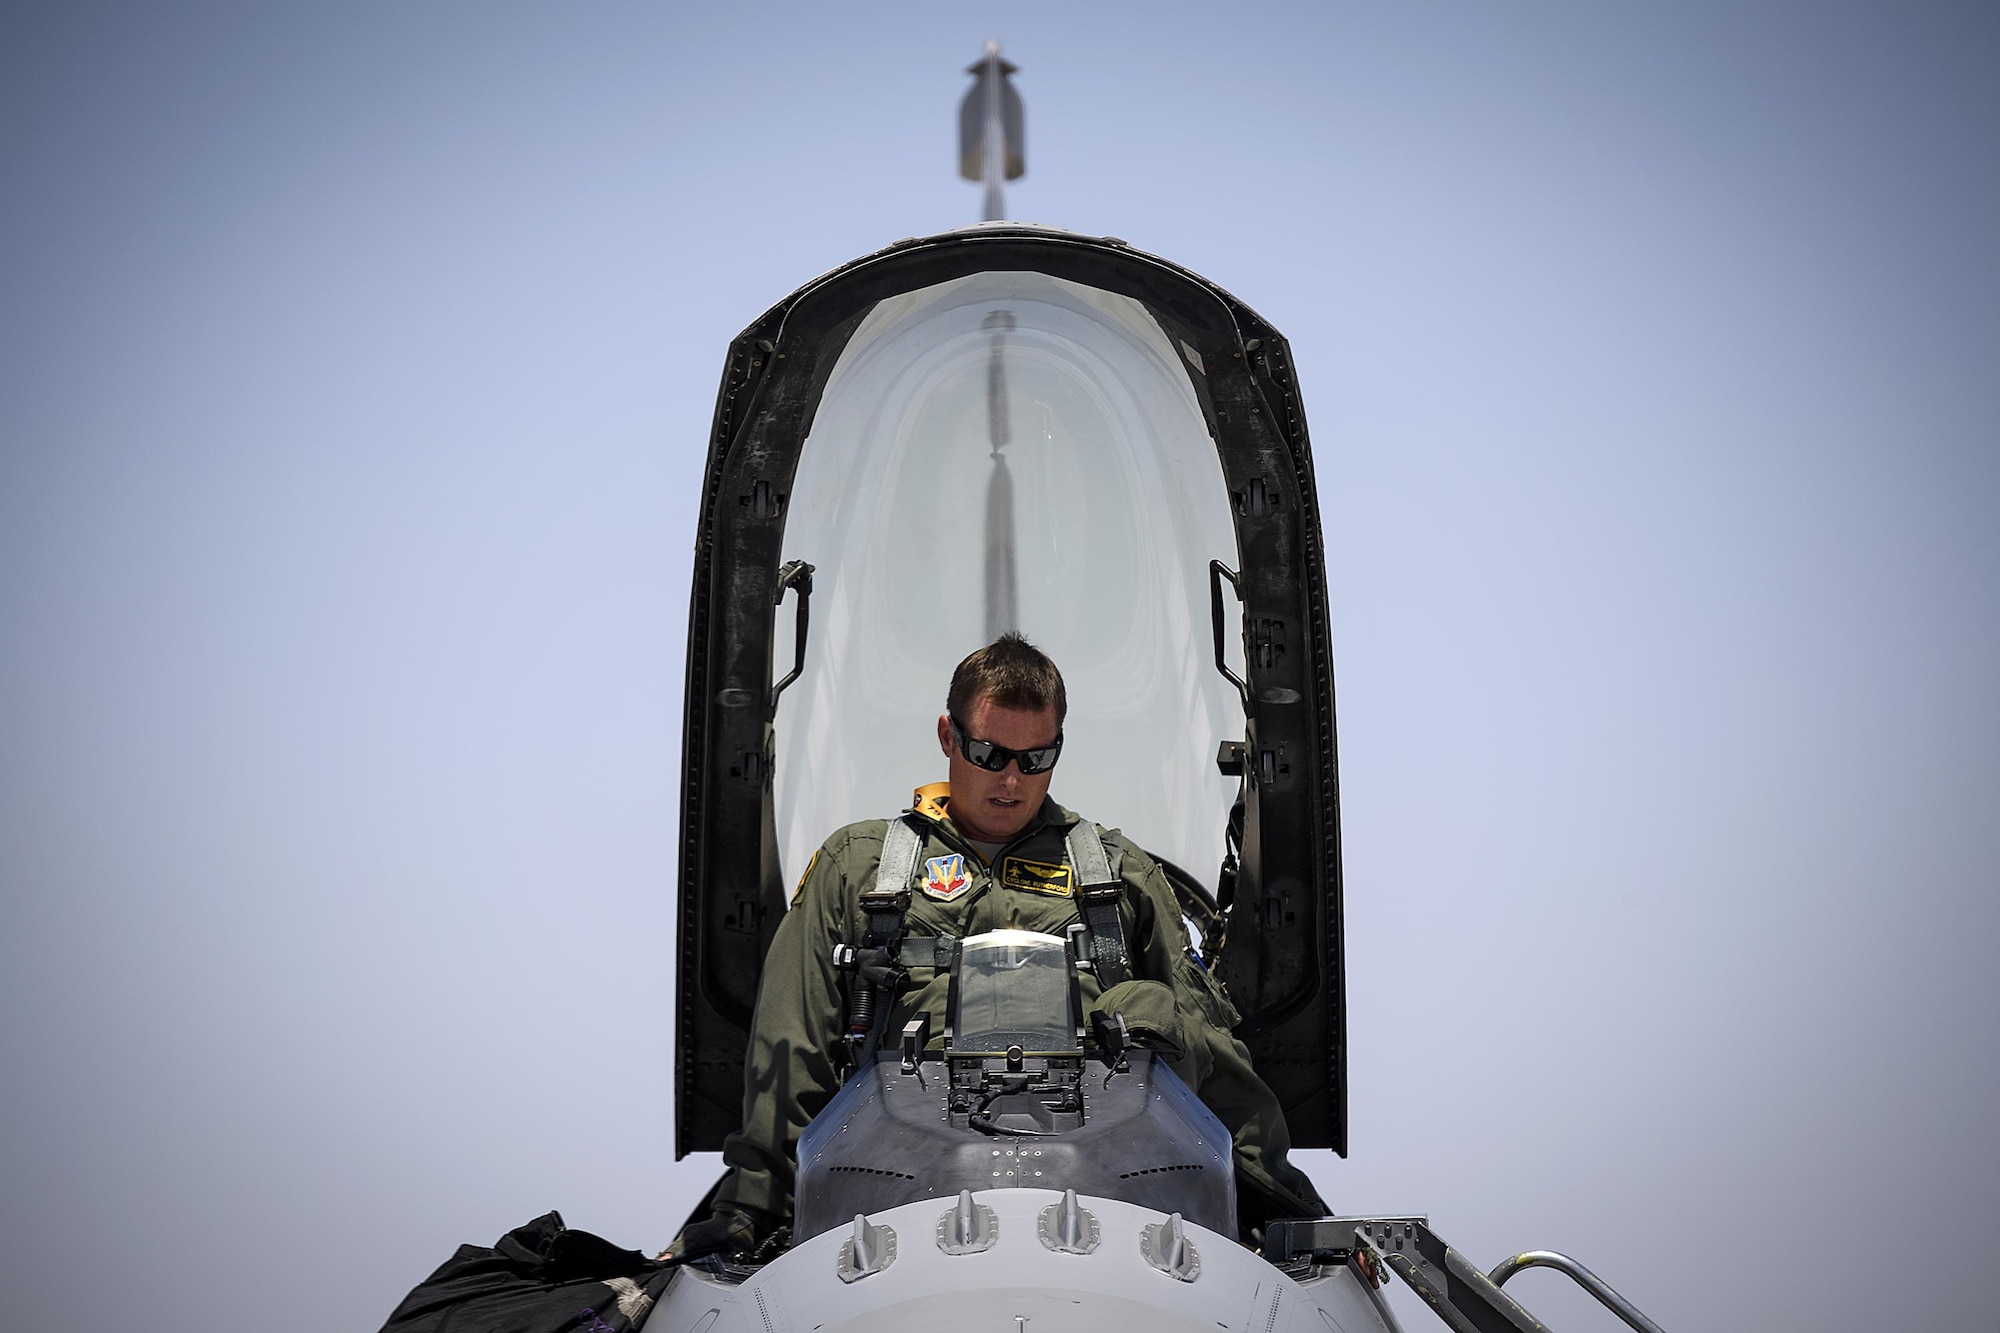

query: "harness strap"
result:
(1067, 820), (1133, 986)
(872, 817), (923, 913)
(871, 931), (958, 969)
(842, 817), (924, 1065)
(858, 894), (910, 952)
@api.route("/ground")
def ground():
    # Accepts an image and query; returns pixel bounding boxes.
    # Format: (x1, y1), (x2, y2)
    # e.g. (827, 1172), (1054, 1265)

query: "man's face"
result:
(937, 693), (1062, 845)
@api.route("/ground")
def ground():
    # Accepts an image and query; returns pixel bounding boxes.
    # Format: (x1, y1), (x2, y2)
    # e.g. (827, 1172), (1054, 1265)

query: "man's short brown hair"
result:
(947, 632), (1067, 727)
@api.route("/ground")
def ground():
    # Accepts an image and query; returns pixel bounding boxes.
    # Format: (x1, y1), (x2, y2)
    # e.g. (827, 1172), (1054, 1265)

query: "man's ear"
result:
(937, 714), (954, 756)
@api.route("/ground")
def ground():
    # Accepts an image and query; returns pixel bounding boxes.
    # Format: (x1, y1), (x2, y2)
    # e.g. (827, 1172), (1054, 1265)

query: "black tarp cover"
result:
(378, 1212), (672, 1333)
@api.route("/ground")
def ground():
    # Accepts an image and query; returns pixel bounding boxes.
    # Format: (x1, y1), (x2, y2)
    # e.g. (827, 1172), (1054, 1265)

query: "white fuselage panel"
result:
(644, 1191), (1400, 1333)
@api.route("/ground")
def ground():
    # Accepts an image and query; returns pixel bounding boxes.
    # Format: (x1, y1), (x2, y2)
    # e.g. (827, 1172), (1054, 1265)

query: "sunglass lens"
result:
(952, 718), (1060, 773)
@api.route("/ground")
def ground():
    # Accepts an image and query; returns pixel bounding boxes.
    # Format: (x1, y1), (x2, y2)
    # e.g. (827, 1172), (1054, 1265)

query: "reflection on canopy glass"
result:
(952, 930), (1075, 1053)
(775, 271), (1241, 889)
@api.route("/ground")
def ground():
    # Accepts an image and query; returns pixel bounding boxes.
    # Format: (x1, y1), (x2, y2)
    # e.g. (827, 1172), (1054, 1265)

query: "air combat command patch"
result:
(922, 853), (972, 901)
(1000, 856), (1073, 895)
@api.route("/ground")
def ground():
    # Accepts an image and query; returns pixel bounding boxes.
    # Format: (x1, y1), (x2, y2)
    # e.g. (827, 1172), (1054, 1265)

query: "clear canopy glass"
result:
(951, 929), (1076, 1054)
(774, 270), (1243, 892)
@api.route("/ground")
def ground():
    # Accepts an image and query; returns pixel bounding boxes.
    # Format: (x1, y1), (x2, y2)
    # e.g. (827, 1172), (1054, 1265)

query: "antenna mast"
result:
(958, 40), (1024, 222)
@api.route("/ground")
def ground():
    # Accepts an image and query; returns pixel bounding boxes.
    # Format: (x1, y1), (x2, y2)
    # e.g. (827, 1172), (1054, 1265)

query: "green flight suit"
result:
(712, 784), (1326, 1236)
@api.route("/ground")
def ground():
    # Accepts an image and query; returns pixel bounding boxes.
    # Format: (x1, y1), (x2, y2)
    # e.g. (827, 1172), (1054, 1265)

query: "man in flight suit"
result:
(667, 634), (1325, 1260)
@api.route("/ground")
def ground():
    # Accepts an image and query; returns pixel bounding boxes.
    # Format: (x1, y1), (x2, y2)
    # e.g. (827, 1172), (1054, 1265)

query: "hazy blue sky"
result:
(3, 4), (1995, 1331)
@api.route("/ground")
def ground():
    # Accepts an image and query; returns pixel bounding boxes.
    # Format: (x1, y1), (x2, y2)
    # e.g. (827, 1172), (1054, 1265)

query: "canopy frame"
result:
(676, 225), (1346, 1157)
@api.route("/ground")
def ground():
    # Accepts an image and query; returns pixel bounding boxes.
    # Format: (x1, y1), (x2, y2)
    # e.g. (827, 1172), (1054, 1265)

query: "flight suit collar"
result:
(904, 781), (1078, 861)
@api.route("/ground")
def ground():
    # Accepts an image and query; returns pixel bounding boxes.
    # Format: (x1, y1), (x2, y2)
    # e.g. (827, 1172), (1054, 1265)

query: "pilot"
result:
(667, 633), (1326, 1261)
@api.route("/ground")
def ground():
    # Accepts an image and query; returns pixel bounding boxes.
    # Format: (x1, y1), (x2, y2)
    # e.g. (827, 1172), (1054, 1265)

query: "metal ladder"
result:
(1262, 1216), (1666, 1333)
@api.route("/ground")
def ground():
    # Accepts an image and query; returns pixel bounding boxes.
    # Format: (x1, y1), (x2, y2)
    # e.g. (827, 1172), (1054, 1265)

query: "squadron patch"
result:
(921, 853), (972, 901)
(790, 849), (821, 906)
(1000, 856), (1073, 895)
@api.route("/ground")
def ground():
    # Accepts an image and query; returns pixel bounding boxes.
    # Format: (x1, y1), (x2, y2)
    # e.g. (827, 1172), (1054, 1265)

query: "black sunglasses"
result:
(949, 714), (1064, 775)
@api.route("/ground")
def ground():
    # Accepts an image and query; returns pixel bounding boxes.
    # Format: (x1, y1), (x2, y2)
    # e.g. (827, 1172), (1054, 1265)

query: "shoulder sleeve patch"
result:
(790, 848), (822, 907)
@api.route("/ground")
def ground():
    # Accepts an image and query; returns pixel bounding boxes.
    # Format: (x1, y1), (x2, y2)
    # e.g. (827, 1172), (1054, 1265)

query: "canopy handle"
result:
(1208, 559), (1250, 710)
(771, 559), (815, 709)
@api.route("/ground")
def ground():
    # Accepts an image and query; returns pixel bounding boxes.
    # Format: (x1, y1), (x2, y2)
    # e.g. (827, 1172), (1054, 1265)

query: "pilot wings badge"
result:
(921, 853), (972, 901)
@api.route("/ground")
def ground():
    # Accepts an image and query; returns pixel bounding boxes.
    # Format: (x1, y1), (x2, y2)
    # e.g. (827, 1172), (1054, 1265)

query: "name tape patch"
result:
(1001, 856), (1073, 895)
